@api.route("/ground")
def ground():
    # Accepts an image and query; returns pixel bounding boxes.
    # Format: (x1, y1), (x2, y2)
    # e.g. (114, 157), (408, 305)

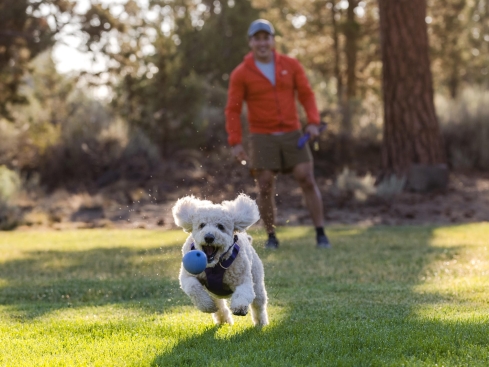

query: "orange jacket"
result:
(225, 51), (320, 146)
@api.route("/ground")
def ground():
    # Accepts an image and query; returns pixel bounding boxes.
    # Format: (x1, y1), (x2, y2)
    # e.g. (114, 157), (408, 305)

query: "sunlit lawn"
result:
(0, 223), (488, 366)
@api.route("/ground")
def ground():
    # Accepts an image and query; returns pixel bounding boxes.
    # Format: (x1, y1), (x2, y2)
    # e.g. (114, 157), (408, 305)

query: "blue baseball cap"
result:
(248, 19), (275, 37)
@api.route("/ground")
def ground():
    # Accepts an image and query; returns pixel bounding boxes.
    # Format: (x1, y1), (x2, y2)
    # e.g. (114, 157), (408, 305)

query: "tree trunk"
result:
(336, 0), (360, 142)
(330, 0), (344, 110)
(378, 0), (447, 187)
(345, 0), (358, 101)
(330, 0), (351, 164)
(448, 58), (459, 99)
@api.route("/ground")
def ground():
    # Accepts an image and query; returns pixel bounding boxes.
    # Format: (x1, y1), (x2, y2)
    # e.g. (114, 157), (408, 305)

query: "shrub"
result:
(0, 165), (22, 230)
(37, 102), (161, 189)
(437, 88), (489, 170)
(376, 174), (406, 200)
(335, 168), (376, 202)
(335, 167), (405, 203)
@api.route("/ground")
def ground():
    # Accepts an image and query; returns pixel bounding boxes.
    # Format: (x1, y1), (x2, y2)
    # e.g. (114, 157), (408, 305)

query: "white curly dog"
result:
(172, 194), (269, 326)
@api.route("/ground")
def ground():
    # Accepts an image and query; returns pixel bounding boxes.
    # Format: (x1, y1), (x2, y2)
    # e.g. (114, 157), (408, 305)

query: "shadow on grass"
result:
(152, 225), (489, 366)
(150, 310), (489, 366)
(0, 245), (185, 319)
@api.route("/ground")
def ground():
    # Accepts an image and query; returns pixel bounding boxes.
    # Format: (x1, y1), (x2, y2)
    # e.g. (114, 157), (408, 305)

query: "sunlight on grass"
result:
(419, 223), (489, 282)
(0, 302), (287, 366)
(410, 223), (489, 325)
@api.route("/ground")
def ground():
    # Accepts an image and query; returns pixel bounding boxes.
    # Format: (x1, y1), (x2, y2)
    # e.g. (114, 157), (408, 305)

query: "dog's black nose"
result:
(204, 233), (215, 244)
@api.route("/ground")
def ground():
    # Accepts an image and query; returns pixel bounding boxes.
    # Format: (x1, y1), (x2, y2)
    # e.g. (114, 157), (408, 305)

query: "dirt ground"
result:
(15, 150), (489, 231)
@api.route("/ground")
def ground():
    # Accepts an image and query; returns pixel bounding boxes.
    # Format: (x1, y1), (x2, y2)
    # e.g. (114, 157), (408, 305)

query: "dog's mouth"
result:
(202, 245), (219, 263)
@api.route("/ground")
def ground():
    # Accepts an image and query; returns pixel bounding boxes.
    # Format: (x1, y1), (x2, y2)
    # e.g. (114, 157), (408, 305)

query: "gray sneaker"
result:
(265, 236), (279, 249)
(317, 234), (332, 249)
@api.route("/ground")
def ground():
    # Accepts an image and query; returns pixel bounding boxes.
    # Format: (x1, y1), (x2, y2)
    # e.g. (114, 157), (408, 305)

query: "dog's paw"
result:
(231, 305), (248, 316)
(254, 317), (269, 326)
(213, 313), (234, 325)
(191, 297), (218, 313)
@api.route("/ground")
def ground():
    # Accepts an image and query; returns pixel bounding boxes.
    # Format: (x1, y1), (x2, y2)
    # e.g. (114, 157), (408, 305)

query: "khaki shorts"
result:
(249, 130), (313, 174)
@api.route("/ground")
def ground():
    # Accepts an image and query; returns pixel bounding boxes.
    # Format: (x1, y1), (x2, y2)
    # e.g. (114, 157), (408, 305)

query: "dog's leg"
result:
(251, 282), (269, 326)
(230, 281), (255, 316)
(212, 298), (234, 325)
(180, 272), (218, 313)
(250, 255), (269, 326)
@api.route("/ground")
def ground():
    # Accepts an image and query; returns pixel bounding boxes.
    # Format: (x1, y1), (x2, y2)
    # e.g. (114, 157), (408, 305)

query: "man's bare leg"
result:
(293, 162), (331, 247)
(255, 169), (276, 233)
(292, 162), (324, 227)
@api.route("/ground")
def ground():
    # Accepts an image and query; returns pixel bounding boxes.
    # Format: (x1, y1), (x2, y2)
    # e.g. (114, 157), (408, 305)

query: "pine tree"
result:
(0, 0), (74, 118)
(378, 0), (447, 191)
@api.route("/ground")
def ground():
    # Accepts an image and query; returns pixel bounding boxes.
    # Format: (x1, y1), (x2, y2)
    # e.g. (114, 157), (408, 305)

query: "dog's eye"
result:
(199, 223), (205, 229)
(217, 224), (225, 231)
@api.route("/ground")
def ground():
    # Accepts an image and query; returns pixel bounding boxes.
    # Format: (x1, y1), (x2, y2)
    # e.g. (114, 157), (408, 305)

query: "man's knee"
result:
(296, 174), (315, 190)
(256, 172), (275, 195)
(293, 163), (316, 189)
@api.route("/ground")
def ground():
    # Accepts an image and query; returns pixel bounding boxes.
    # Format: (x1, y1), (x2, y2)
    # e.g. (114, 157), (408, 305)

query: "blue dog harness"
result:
(190, 235), (240, 297)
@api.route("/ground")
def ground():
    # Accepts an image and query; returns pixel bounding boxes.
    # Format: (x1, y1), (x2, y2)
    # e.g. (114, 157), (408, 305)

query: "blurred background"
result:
(1, 0), (488, 231)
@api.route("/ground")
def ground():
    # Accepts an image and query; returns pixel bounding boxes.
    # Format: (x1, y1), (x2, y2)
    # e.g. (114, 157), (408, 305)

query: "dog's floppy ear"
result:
(172, 196), (200, 232)
(222, 194), (260, 231)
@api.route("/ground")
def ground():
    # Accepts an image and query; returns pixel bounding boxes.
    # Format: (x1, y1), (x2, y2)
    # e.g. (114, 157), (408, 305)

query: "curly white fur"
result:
(172, 194), (269, 326)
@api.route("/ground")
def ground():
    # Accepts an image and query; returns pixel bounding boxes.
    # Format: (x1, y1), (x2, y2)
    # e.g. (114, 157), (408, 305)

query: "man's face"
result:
(248, 31), (275, 62)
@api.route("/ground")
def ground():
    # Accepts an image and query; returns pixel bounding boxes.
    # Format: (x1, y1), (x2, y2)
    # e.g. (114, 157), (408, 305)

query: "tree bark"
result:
(339, 0), (359, 136)
(330, 0), (344, 110)
(345, 0), (359, 101)
(378, 0), (446, 179)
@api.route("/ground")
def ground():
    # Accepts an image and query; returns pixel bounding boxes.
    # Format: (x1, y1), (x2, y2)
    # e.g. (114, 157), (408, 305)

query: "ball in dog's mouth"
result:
(202, 245), (219, 263)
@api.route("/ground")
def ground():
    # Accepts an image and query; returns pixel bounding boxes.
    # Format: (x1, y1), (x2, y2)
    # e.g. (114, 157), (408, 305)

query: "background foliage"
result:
(1, 0), (489, 190)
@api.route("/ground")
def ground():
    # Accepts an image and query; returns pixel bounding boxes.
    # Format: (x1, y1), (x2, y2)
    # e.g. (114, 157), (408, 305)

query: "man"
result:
(225, 19), (331, 249)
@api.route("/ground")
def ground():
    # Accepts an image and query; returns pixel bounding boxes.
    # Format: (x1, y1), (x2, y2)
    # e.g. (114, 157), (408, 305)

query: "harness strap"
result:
(189, 235), (240, 296)
(220, 242), (240, 269)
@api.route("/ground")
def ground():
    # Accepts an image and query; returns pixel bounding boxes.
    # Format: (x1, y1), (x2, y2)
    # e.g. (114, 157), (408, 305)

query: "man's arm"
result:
(225, 68), (246, 147)
(293, 60), (320, 126)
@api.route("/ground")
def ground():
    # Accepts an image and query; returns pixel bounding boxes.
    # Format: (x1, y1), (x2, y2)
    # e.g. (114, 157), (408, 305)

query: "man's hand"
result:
(304, 124), (320, 140)
(231, 144), (249, 164)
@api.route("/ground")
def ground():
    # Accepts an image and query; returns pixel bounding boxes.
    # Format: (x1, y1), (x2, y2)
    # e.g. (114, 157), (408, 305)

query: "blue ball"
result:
(182, 250), (207, 274)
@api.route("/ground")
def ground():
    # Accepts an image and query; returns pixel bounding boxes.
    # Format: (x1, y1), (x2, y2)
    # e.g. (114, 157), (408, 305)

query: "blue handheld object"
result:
(297, 123), (328, 149)
(182, 250), (207, 274)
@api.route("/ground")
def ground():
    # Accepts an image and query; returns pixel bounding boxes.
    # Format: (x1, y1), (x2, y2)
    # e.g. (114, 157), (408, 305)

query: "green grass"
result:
(0, 223), (488, 366)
